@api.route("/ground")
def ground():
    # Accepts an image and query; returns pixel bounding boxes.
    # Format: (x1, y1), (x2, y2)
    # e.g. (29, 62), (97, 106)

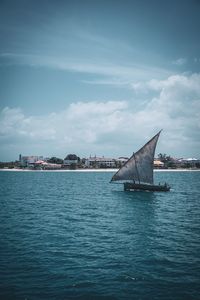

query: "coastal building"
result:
(153, 159), (164, 168)
(85, 156), (116, 168)
(34, 161), (62, 169)
(176, 157), (200, 168)
(20, 155), (44, 167)
(63, 154), (79, 167)
(115, 157), (129, 168)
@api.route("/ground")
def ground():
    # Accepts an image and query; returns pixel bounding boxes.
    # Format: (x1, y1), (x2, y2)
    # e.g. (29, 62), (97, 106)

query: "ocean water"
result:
(0, 170), (200, 300)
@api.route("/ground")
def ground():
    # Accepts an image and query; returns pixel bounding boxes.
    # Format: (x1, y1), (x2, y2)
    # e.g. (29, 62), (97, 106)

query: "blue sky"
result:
(0, 0), (200, 161)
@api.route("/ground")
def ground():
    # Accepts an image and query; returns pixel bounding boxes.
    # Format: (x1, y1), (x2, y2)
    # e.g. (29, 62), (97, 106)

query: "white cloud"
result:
(0, 52), (171, 82)
(172, 57), (187, 66)
(131, 74), (200, 154)
(0, 101), (132, 158)
(0, 73), (200, 159)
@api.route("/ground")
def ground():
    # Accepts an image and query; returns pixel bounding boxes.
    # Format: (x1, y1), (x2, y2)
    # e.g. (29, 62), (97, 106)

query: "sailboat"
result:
(110, 130), (170, 192)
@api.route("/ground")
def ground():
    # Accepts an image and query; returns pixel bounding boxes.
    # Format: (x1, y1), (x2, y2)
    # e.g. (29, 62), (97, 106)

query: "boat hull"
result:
(124, 182), (170, 192)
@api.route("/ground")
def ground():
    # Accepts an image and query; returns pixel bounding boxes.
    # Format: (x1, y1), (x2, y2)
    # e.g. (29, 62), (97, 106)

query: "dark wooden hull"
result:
(124, 182), (170, 192)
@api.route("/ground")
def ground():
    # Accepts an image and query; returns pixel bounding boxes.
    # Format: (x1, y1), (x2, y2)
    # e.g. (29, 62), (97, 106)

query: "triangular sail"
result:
(111, 131), (161, 184)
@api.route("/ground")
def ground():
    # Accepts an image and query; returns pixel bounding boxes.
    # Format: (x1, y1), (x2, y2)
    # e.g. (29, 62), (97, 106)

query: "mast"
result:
(133, 152), (140, 184)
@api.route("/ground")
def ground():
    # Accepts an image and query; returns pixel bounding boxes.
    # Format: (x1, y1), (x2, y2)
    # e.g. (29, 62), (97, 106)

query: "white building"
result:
(153, 159), (164, 168)
(35, 161), (62, 169)
(177, 157), (199, 167)
(20, 156), (44, 167)
(85, 156), (116, 168)
(115, 157), (129, 167)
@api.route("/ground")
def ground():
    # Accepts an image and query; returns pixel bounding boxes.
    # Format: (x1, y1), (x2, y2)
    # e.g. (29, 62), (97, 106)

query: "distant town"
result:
(0, 153), (200, 170)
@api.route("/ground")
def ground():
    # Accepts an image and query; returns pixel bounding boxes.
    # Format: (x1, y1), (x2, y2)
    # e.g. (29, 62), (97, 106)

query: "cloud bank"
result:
(0, 74), (200, 160)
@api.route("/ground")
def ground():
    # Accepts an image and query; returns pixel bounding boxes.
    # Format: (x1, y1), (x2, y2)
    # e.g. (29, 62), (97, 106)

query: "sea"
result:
(0, 170), (200, 300)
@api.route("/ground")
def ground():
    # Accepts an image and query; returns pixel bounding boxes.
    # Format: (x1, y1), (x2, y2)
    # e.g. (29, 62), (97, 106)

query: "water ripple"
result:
(0, 171), (200, 299)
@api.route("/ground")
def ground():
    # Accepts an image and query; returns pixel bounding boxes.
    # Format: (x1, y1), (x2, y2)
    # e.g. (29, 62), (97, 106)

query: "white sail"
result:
(111, 131), (161, 184)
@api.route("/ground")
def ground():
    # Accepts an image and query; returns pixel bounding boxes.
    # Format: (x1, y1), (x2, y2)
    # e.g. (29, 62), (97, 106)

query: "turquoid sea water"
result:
(0, 170), (200, 300)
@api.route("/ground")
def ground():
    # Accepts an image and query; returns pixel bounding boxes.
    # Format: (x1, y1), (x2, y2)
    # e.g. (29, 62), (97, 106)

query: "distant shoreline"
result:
(0, 168), (200, 172)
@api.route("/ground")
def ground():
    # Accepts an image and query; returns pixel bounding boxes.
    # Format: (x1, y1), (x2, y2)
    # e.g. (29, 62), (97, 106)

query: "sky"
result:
(0, 0), (200, 161)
